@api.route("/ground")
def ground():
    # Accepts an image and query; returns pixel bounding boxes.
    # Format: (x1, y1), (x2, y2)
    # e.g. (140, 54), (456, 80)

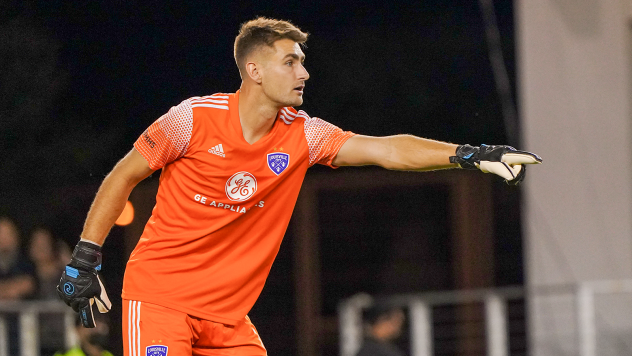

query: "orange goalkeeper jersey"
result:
(123, 91), (355, 324)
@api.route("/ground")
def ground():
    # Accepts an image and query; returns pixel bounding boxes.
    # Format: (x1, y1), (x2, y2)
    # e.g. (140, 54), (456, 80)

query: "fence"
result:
(3, 280), (632, 356)
(0, 300), (76, 356)
(339, 280), (632, 356)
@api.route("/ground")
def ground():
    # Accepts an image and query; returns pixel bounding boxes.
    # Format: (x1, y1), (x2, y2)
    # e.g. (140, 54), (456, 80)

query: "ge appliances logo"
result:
(225, 172), (257, 202)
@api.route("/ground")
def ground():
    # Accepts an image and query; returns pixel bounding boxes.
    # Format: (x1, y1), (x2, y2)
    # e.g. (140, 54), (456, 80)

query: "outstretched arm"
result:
(333, 134), (542, 184)
(81, 148), (154, 245)
(332, 134), (459, 171)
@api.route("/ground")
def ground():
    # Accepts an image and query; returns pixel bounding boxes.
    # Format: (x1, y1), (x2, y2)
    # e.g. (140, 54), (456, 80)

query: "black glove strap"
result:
(71, 241), (102, 270)
(450, 144), (479, 170)
(79, 302), (95, 328)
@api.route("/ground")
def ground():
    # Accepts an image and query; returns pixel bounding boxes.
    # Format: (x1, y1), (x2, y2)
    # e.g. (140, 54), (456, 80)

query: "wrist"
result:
(71, 241), (102, 270)
(79, 238), (102, 248)
(450, 144), (479, 169)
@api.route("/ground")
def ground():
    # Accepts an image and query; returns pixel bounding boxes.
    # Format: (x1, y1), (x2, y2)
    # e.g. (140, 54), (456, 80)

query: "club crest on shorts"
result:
(267, 152), (290, 176)
(146, 345), (168, 356)
(225, 171), (257, 202)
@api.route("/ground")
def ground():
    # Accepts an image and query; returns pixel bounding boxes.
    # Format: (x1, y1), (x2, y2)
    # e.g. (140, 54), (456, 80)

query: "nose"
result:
(298, 64), (310, 81)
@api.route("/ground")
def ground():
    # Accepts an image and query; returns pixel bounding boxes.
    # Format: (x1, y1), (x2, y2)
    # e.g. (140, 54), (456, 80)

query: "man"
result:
(356, 306), (406, 356)
(57, 17), (541, 356)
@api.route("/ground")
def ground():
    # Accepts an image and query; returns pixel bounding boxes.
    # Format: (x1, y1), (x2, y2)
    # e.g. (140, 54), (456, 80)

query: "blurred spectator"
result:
(58, 238), (73, 265)
(54, 313), (114, 356)
(356, 305), (406, 356)
(27, 226), (72, 355)
(29, 227), (69, 299)
(0, 217), (35, 300)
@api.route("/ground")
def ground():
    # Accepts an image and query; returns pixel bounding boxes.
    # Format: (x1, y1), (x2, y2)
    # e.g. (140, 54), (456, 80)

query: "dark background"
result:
(0, 1), (522, 355)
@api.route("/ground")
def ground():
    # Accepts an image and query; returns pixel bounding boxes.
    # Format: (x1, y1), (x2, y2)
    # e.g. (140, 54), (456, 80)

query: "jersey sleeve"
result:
(301, 110), (356, 167)
(134, 99), (194, 170)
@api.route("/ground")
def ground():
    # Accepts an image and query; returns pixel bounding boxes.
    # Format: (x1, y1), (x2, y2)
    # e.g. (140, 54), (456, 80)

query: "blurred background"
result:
(1, 0), (631, 355)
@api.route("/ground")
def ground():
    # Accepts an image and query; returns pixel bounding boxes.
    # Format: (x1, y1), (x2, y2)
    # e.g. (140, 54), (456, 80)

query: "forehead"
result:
(270, 39), (304, 59)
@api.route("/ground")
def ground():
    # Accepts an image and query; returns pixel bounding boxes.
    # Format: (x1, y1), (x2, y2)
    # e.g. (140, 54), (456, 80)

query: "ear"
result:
(245, 62), (262, 84)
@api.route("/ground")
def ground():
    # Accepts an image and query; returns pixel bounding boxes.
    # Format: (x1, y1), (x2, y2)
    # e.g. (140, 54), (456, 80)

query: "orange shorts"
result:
(123, 299), (267, 356)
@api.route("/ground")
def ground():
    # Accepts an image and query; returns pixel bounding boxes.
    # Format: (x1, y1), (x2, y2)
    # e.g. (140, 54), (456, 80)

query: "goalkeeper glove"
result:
(450, 144), (542, 185)
(57, 240), (111, 328)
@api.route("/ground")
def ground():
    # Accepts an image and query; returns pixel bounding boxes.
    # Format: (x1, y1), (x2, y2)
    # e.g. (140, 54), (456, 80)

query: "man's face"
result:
(257, 38), (309, 107)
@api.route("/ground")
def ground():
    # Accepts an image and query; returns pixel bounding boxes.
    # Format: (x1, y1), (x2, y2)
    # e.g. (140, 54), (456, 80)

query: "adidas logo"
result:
(208, 143), (225, 158)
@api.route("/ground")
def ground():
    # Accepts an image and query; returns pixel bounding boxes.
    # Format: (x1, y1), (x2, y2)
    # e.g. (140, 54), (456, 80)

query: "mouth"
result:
(293, 85), (305, 94)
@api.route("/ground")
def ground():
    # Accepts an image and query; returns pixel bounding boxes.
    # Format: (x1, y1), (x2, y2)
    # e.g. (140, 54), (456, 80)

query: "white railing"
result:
(574, 279), (632, 356)
(339, 280), (632, 356)
(0, 300), (77, 356)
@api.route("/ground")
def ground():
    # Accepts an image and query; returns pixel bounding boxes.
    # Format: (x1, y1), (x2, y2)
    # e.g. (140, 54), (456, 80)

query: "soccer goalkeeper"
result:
(57, 17), (541, 356)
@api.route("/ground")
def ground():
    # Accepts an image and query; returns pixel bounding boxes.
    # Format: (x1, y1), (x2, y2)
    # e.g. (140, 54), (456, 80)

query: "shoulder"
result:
(280, 106), (311, 125)
(188, 93), (231, 110)
(282, 107), (339, 129)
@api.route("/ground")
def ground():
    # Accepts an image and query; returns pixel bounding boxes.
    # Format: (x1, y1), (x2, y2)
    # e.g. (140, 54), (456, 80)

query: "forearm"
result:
(80, 149), (153, 245)
(381, 135), (458, 171)
(80, 172), (137, 245)
(334, 134), (459, 171)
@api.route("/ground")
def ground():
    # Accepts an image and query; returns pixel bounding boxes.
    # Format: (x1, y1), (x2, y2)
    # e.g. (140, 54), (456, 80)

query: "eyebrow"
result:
(283, 53), (305, 62)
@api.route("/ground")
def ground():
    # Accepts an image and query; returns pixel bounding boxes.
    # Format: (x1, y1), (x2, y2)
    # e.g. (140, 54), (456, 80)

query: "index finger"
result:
(502, 151), (543, 165)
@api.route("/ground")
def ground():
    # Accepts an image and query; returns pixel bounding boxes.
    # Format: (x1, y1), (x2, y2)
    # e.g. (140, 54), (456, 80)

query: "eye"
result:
(286, 61), (293, 66)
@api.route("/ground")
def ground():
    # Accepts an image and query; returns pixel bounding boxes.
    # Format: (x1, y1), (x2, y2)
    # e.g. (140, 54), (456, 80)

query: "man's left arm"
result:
(333, 134), (542, 184)
(333, 135), (458, 171)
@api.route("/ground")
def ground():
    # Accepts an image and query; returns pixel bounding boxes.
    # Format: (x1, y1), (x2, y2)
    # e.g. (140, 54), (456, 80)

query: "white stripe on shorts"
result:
(128, 300), (142, 356)
(129, 301), (134, 356)
(137, 301), (141, 356)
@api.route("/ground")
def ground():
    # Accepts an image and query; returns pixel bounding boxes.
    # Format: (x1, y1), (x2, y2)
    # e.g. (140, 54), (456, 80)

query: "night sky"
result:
(1, 1), (520, 354)
(1, 0), (515, 189)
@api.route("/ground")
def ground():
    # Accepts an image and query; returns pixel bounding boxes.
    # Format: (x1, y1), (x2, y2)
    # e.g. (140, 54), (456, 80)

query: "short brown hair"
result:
(234, 17), (308, 73)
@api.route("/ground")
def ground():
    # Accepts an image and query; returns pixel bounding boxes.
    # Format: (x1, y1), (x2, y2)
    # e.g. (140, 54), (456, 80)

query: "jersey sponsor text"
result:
(142, 130), (156, 148)
(193, 194), (264, 214)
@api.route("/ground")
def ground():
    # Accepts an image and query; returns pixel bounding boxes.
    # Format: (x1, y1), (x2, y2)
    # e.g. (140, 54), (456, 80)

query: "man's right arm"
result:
(57, 148), (153, 327)
(59, 100), (190, 327)
(80, 148), (154, 246)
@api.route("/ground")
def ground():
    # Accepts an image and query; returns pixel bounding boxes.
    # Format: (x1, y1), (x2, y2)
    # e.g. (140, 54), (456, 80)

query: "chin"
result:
(291, 94), (304, 106)
(279, 98), (302, 108)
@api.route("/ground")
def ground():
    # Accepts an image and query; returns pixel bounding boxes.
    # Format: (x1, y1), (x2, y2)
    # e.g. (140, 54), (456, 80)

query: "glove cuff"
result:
(450, 144), (479, 170)
(71, 241), (102, 270)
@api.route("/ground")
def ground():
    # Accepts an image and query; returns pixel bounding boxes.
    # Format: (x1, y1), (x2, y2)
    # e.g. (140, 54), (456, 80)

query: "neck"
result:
(238, 84), (281, 144)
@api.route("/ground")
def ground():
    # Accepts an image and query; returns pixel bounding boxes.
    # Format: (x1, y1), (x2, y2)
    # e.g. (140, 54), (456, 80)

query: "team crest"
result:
(146, 345), (168, 356)
(225, 171), (257, 202)
(267, 152), (290, 176)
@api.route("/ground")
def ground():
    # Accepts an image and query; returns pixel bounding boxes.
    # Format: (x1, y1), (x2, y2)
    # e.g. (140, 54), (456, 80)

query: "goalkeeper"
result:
(57, 17), (541, 356)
